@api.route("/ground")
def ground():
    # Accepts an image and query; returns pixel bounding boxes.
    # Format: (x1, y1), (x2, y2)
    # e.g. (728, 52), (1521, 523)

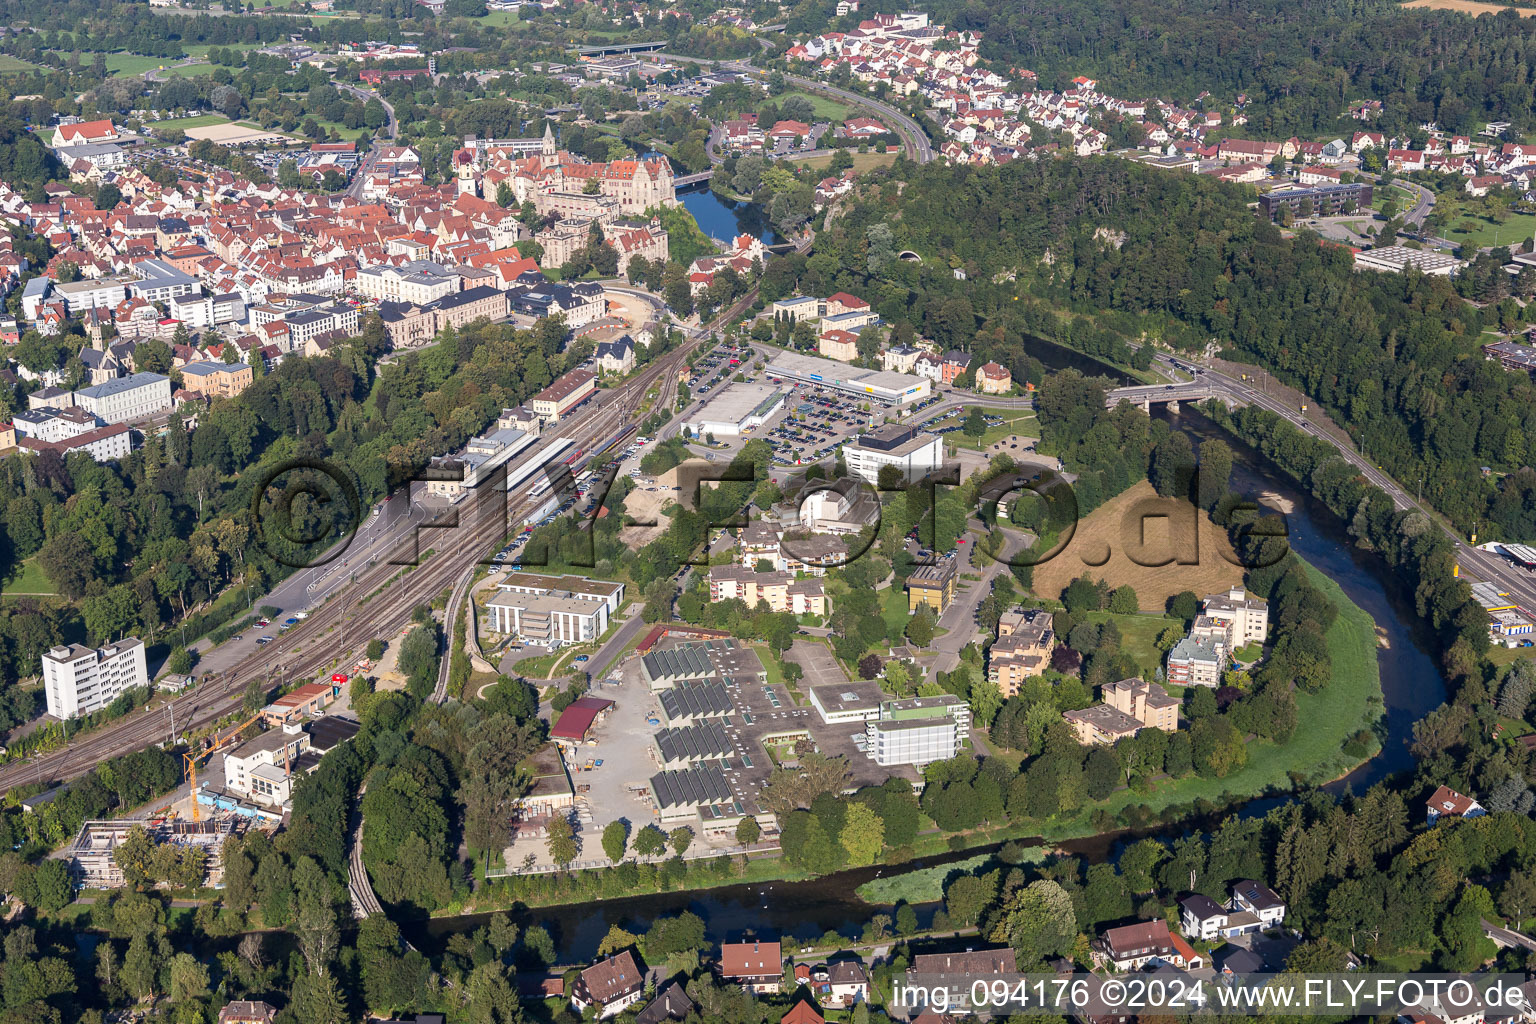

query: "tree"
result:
(906, 607), (935, 647)
(669, 827), (693, 857)
(1107, 585), (1140, 614)
(545, 815), (579, 867)
(168, 952), (210, 1003)
(990, 879), (1079, 967)
(963, 406), (988, 441)
(839, 800), (884, 866)
(601, 820), (629, 863)
(634, 823), (668, 857)
(736, 816), (761, 846)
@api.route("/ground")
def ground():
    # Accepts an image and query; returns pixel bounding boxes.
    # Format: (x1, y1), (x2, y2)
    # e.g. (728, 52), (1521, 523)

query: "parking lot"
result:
(760, 382), (883, 469)
(785, 638), (852, 689)
(502, 637), (920, 866)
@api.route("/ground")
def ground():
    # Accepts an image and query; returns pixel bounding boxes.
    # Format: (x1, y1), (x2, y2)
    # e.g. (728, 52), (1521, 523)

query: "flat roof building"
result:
(906, 555), (956, 614)
(808, 680), (886, 724)
(485, 573), (624, 647)
(865, 695), (970, 766)
(843, 423), (945, 486)
(766, 351), (929, 405)
(1354, 246), (1464, 276)
(42, 639), (147, 720)
(681, 383), (786, 438)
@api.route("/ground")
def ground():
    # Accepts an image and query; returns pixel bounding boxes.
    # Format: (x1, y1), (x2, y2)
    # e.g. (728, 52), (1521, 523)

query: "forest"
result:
(815, 155), (1536, 546)
(922, 0), (1536, 137)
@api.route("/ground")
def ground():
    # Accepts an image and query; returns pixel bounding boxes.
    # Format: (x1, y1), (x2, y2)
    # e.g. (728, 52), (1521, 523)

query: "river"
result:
(677, 180), (785, 246)
(404, 343), (1447, 962)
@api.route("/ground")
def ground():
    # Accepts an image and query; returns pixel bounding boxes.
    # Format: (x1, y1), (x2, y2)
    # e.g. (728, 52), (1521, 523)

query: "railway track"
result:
(2, 253), (803, 795)
(0, 347), (689, 792)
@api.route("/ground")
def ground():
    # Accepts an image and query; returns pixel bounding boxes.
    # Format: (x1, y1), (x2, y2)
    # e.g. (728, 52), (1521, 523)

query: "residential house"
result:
(719, 940), (783, 993)
(1426, 785), (1486, 825)
(1095, 919), (1176, 972)
(570, 951), (645, 1019)
(976, 361), (1011, 394)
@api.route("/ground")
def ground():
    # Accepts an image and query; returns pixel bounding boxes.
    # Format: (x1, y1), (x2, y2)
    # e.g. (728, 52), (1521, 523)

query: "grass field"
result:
(1088, 560), (1383, 815)
(1, 557), (56, 598)
(1403, 0), (1536, 14)
(781, 89), (852, 122)
(0, 55), (40, 72)
(791, 150), (898, 174)
(1078, 610), (1176, 679)
(1446, 211), (1536, 249)
(483, 8), (521, 24)
(1031, 479), (1247, 613)
(1371, 184), (1415, 213)
(152, 114), (231, 131)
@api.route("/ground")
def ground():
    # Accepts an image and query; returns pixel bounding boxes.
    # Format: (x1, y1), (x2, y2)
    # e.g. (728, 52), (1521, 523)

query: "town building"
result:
(73, 371), (172, 424)
(530, 368), (597, 423)
(765, 351), (929, 405)
(1354, 246), (1465, 277)
(844, 423), (945, 486)
(42, 639), (148, 720)
(1094, 919), (1177, 972)
(905, 555), (956, 614)
(484, 572), (625, 646)
(1256, 183), (1373, 221)
(976, 361), (1012, 394)
(179, 361), (253, 399)
(1201, 586), (1269, 646)
(865, 695), (971, 766)
(222, 725), (313, 808)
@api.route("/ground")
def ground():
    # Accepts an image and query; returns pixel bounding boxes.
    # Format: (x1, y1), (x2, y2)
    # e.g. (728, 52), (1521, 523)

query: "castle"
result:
(459, 125), (677, 216)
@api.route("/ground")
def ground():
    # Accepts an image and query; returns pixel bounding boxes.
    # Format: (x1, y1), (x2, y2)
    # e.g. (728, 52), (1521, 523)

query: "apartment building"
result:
(906, 555), (956, 614)
(179, 361), (253, 399)
(865, 695), (971, 766)
(428, 284), (507, 330)
(129, 259), (200, 303)
(1201, 586), (1269, 647)
(72, 372), (171, 424)
(1063, 677), (1179, 746)
(707, 565), (827, 616)
(988, 609), (1055, 696)
(1166, 633), (1225, 687)
(42, 638), (148, 719)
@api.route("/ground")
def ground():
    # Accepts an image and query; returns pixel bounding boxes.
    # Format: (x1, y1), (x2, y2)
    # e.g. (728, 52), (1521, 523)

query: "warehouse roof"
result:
(649, 762), (734, 809)
(658, 681), (733, 721)
(655, 720), (733, 763)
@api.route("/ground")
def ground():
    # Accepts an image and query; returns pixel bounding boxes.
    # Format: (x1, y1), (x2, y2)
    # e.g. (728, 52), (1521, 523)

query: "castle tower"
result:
(542, 122), (556, 158)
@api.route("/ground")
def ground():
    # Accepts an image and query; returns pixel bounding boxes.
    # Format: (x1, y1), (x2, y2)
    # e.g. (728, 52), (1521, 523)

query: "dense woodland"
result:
(919, 0), (1536, 137)
(814, 156), (1536, 546)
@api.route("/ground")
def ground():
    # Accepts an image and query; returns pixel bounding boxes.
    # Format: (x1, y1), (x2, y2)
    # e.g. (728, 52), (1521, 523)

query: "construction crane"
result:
(182, 712), (265, 822)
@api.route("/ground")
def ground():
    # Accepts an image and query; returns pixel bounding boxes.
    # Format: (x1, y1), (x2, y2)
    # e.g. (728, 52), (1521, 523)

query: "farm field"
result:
(1029, 479), (1246, 612)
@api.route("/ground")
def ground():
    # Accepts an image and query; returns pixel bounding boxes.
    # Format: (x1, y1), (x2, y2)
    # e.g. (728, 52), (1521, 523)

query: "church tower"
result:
(542, 122), (556, 158)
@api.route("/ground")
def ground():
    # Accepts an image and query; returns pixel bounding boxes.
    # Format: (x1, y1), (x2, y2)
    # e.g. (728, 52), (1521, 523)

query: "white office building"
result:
(865, 695), (970, 766)
(843, 423), (945, 486)
(222, 725), (311, 807)
(42, 639), (148, 720)
(72, 372), (171, 424)
(484, 572), (625, 647)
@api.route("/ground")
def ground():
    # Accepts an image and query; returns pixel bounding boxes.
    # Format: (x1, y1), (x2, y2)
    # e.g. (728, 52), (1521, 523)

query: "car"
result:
(256, 636), (272, 645)
(256, 619), (270, 627)
(284, 617), (299, 626)
(575, 655), (589, 662)
(230, 635), (243, 642)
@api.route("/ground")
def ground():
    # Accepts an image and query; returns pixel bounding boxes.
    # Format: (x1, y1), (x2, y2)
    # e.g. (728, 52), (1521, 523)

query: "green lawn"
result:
(482, 7), (520, 24)
(1085, 560), (1382, 819)
(1487, 643), (1536, 669)
(780, 89), (852, 122)
(1078, 610), (1175, 678)
(790, 151), (898, 174)
(2, 557), (56, 598)
(880, 585), (910, 636)
(152, 114), (231, 130)
(103, 53), (175, 76)
(1371, 184), (1415, 213)
(1446, 211), (1536, 249)
(754, 645), (784, 687)
(0, 55), (41, 72)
